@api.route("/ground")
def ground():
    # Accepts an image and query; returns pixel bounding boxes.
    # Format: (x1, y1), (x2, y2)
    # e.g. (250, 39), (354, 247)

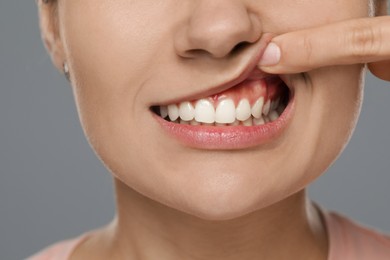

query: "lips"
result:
(152, 95), (294, 150)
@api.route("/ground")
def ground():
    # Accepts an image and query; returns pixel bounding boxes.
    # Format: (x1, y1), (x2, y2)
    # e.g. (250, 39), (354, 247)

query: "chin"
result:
(163, 168), (290, 221)
(175, 188), (292, 221)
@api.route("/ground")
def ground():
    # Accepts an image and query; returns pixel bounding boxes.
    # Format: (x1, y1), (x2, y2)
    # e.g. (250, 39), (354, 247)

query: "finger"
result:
(368, 60), (390, 81)
(258, 16), (390, 74)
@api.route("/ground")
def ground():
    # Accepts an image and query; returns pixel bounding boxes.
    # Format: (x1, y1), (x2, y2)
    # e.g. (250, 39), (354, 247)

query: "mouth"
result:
(150, 68), (294, 150)
(150, 70), (291, 127)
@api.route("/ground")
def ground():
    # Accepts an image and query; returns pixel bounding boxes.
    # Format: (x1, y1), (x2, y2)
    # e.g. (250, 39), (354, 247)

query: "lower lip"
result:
(153, 97), (295, 150)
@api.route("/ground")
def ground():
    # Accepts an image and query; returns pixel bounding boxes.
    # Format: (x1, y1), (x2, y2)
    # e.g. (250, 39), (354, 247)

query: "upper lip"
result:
(155, 35), (277, 105)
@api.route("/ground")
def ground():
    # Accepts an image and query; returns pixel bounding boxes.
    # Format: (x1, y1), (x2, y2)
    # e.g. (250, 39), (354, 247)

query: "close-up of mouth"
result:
(150, 67), (295, 150)
(151, 73), (291, 127)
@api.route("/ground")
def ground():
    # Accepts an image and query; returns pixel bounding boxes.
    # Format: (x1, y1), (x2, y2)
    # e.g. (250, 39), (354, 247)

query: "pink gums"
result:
(188, 76), (284, 107)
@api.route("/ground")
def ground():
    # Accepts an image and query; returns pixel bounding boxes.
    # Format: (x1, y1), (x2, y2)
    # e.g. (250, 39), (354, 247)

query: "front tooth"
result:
(263, 99), (271, 116)
(253, 117), (265, 126)
(180, 119), (190, 125)
(215, 99), (235, 124)
(195, 99), (215, 123)
(160, 106), (168, 118)
(269, 111), (279, 122)
(251, 97), (264, 119)
(243, 117), (253, 126)
(236, 99), (251, 121)
(179, 101), (195, 121)
(168, 104), (179, 121)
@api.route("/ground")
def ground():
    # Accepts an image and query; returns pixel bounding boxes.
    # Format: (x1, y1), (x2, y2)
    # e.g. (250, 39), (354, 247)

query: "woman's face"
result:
(47, 0), (374, 220)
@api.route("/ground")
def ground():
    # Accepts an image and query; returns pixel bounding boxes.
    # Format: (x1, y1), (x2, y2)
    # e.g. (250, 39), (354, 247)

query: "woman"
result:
(31, 0), (390, 259)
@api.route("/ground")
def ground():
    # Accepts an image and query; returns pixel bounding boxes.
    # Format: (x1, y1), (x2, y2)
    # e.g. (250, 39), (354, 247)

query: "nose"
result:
(174, 1), (262, 59)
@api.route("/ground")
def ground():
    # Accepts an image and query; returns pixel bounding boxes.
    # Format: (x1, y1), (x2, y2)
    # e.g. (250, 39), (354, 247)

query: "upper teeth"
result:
(236, 99), (252, 121)
(215, 99), (236, 124)
(160, 97), (285, 126)
(179, 101), (195, 121)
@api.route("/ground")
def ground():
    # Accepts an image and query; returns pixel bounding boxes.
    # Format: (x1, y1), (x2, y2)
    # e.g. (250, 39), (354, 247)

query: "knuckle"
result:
(300, 34), (314, 67)
(347, 21), (382, 60)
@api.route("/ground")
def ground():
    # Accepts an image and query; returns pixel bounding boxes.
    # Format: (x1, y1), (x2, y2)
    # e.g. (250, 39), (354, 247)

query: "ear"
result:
(375, 0), (388, 16)
(37, 0), (65, 72)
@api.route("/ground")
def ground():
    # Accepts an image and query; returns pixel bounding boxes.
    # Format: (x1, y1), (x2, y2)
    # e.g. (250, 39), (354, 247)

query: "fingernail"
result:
(258, 42), (281, 66)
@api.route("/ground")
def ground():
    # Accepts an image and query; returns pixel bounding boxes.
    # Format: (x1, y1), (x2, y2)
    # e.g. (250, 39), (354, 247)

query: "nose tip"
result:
(174, 2), (262, 59)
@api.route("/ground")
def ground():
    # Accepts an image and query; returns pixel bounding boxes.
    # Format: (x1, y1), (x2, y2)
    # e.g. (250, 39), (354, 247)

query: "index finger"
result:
(258, 16), (390, 74)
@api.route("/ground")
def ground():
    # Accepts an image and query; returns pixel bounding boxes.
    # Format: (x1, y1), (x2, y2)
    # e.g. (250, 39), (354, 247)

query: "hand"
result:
(258, 16), (390, 81)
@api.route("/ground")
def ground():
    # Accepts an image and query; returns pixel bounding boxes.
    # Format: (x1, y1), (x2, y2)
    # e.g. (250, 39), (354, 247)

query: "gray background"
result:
(1, 2), (389, 260)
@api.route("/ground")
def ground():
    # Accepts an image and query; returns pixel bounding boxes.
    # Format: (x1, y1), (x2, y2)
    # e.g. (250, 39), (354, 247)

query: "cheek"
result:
(315, 65), (364, 150)
(59, 1), (176, 155)
(59, 0), (176, 123)
(295, 65), (364, 183)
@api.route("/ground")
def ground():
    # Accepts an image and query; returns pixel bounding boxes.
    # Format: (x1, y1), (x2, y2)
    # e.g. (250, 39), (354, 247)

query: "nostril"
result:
(183, 41), (251, 59)
(185, 49), (213, 59)
(231, 41), (251, 55)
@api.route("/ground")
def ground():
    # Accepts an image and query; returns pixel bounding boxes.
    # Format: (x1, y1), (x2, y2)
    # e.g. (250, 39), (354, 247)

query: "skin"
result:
(37, 0), (389, 259)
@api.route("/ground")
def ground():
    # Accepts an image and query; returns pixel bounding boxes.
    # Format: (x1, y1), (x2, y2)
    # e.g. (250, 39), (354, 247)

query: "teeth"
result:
(229, 120), (240, 126)
(161, 97), (285, 126)
(190, 119), (200, 126)
(270, 98), (280, 111)
(179, 101), (195, 121)
(269, 111), (279, 122)
(253, 117), (265, 126)
(195, 99), (215, 124)
(262, 100), (271, 116)
(251, 97), (264, 119)
(168, 104), (179, 121)
(243, 118), (253, 126)
(215, 99), (236, 124)
(236, 99), (251, 121)
(160, 106), (168, 118)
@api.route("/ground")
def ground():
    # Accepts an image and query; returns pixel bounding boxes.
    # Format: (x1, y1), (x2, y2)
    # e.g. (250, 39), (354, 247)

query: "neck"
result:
(86, 179), (328, 260)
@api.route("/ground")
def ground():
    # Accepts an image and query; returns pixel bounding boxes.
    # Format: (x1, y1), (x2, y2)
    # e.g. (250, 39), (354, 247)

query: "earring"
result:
(63, 62), (70, 82)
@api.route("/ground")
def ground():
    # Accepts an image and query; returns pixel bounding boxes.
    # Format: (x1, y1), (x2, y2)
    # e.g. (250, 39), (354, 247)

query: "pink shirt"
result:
(28, 210), (390, 260)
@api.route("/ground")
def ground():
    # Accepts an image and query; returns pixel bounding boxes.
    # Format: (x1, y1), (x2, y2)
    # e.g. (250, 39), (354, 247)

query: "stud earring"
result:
(63, 62), (70, 82)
